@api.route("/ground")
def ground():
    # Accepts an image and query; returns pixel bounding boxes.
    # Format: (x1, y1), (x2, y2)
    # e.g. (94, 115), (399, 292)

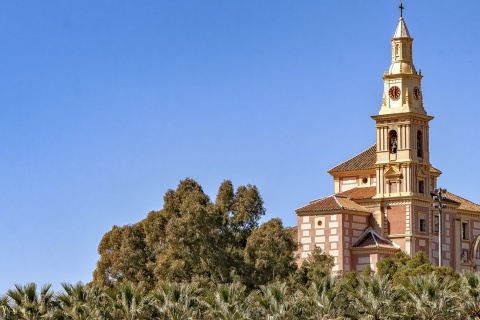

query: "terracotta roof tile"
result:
(328, 145), (376, 173)
(328, 144), (442, 175)
(296, 195), (371, 213)
(336, 186), (376, 200)
(351, 227), (400, 250)
(445, 192), (480, 212)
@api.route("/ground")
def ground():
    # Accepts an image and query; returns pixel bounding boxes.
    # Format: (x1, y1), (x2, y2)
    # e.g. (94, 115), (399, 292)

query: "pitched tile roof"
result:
(296, 195), (371, 214)
(328, 145), (376, 173)
(328, 144), (442, 174)
(351, 227), (400, 250)
(336, 186), (376, 200)
(445, 192), (480, 212)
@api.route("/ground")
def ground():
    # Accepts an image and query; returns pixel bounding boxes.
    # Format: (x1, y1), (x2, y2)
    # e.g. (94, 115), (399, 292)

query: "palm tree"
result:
(251, 282), (301, 320)
(203, 282), (250, 320)
(6, 283), (57, 320)
(458, 272), (480, 319)
(106, 282), (151, 320)
(401, 273), (461, 320)
(56, 282), (99, 320)
(150, 282), (201, 320)
(0, 295), (14, 320)
(298, 274), (345, 319)
(347, 274), (400, 320)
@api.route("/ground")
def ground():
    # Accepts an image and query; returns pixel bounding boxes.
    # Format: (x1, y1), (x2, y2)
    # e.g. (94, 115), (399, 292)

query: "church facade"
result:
(295, 13), (480, 273)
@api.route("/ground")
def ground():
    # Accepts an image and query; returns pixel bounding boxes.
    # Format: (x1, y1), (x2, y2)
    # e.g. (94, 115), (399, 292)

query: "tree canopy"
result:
(93, 178), (295, 289)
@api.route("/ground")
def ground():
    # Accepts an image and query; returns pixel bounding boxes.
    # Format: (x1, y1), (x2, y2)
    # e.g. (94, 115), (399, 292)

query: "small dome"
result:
(388, 61), (416, 75)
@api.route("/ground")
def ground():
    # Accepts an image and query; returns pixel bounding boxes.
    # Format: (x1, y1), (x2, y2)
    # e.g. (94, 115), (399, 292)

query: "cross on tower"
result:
(399, 1), (405, 17)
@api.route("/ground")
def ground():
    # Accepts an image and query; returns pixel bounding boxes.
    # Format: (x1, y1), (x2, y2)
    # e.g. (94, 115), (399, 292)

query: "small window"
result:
(462, 222), (470, 240)
(419, 181), (424, 194)
(419, 218), (426, 232)
(417, 130), (423, 157)
(434, 215), (439, 233)
(389, 130), (398, 154)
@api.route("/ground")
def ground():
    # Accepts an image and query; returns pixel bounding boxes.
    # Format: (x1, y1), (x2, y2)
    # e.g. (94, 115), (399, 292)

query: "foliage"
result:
(4, 272), (480, 319)
(244, 218), (297, 287)
(93, 178), (272, 288)
(377, 251), (458, 285)
(294, 247), (334, 286)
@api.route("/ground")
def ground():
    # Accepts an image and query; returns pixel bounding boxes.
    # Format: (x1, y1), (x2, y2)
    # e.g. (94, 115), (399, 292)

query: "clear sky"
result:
(1, 1), (479, 292)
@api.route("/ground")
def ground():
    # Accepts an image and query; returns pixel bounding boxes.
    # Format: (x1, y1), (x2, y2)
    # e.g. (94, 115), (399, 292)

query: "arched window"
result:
(389, 130), (398, 154)
(417, 130), (423, 157)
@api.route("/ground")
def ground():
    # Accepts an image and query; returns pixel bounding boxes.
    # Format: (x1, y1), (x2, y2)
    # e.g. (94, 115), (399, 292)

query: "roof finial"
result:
(399, 0), (404, 18)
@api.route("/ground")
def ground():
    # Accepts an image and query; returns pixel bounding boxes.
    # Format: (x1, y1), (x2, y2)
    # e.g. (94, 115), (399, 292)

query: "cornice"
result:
(350, 247), (399, 254)
(371, 112), (434, 122)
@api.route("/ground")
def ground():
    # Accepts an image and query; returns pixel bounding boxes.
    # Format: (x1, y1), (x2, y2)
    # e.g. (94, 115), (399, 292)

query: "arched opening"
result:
(389, 130), (398, 154)
(417, 130), (423, 157)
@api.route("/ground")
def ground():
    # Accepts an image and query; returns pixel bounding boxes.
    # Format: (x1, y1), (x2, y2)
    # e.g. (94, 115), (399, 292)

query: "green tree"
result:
(93, 178), (268, 288)
(105, 282), (151, 320)
(203, 282), (250, 320)
(251, 283), (301, 320)
(377, 251), (457, 285)
(56, 282), (97, 320)
(347, 274), (400, 320)
(93, 223), (153, 288)
(6, 283), (56, 320)
(298, 274), (345, 319)
(402, 274), (461, 320)
(0, 295), (13, 319)
(294, 247), (334, 286)
(460, 271), (480, 318)
(150, 282), (201, 320)
(244, 219), (297, 287)
(153, 178), (223, 283)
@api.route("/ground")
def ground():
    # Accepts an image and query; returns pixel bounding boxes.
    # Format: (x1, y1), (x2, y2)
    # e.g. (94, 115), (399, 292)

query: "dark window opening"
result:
(462, 222), (469, 240)
(420, 218), (426, 232)
(389, 130), (398, 154)
(434, 215), (439, 233)
(417, 130), (423, 157)
(419, 181), (424, 194)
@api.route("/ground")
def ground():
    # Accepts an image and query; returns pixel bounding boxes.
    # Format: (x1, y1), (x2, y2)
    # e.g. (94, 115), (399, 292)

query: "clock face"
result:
(389, 86), (401, 100)
(413, 86), (421, 100)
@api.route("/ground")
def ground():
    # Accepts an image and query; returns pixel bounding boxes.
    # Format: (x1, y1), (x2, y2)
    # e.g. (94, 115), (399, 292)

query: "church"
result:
(295, 8), (480, 273)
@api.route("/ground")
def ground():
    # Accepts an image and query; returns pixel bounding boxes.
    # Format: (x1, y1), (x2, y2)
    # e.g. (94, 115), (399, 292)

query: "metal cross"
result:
(399, 1), (404, 17)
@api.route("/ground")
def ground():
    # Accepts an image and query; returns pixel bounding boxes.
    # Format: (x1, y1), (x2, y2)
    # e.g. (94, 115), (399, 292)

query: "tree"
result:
(56, 282), (95, 320)
(106, 282), (151, 320)
(402, 274), (461, 320)
(93, 178), (268, 287)
(244, 219), (297, 287)
(298, 274), (345, 319)
(294, 247), (334, 286)
(93, 223), (153, 288)
(377, 251), (457, 285)
(251, 283), (301, 320)
(152, 178), (224, 283)
(347, 274), (401, 320)
(150, 282), (201, 320)
(460, 271), (480, 318)
(203, 282), (250, 320)
(6, 283), (56, 320)
(0, 295), (13, 320)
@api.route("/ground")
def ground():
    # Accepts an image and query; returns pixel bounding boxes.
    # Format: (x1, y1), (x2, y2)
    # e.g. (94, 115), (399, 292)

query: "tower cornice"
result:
(371, 112), (434, 122)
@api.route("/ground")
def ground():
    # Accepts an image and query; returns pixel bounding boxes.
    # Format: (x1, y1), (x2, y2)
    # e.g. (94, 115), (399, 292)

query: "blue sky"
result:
(1, 1), (479, 292)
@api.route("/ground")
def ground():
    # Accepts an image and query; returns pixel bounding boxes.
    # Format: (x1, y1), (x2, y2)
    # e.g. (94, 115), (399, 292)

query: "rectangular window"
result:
(419, 218), (426, 232)
(434, 215), (439, 233)
(419, 181), (424, 194)
(462, 221), (470, 240)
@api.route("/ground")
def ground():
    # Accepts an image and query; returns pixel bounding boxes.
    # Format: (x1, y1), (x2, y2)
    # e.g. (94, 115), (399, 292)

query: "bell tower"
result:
(372, 9), (433, 200)
(370, 4), (436, 256)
